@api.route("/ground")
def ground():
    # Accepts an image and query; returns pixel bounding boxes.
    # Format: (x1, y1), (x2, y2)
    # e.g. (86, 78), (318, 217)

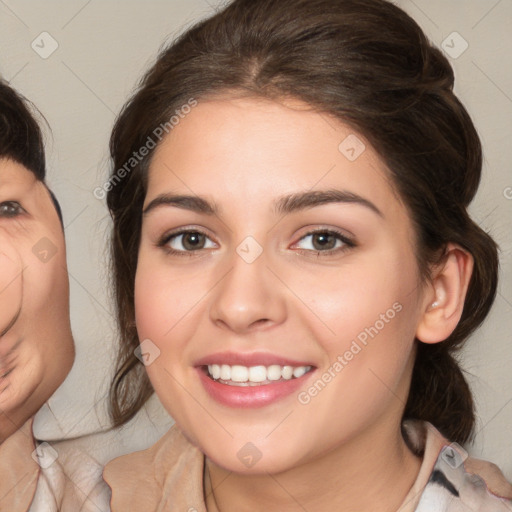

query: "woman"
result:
(103, 0), (512, 510)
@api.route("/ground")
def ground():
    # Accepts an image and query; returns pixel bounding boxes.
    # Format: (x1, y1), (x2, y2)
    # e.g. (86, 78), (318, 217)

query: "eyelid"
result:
(292, 226), (355, 244)
(158, 225), (217, 243)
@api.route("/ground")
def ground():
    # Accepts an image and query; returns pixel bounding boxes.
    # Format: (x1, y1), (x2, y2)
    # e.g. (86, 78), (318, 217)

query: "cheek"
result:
(25, 238), (68, 314)
(0, 244), (23, 330)
(295, 247), (422, 421)
(134, 256), (203, 352)
(134, 257), (207, 420)
(300, 249), (420, 351)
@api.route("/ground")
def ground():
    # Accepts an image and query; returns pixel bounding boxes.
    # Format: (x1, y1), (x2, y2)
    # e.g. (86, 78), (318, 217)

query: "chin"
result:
(203, 439), (304, 476)
(0, 380), (37, 419)
(208, 455), (289, 476)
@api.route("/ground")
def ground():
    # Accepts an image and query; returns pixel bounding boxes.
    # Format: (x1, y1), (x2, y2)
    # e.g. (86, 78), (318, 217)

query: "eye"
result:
(159, 229), (217, 256)
(0, 201), (25, 218)
(293, 229), (355, 255)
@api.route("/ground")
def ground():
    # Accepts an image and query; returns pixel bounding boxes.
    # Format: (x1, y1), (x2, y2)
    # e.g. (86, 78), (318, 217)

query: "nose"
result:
(0, 238), (23, 336)
(208, 244), (287, 335)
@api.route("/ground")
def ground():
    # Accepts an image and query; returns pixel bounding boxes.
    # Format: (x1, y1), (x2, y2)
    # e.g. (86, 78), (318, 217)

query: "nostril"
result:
(252, 318), (271, 327)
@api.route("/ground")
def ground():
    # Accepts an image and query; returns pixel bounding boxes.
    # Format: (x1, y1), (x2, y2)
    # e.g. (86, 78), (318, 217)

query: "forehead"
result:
(0, 158), (60, 227)
(146, 97), (405, 220)
(0, 158), (39, 189)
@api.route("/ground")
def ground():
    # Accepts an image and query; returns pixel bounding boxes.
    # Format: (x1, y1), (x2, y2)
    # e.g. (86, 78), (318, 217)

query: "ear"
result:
(416, 243), (474, 344)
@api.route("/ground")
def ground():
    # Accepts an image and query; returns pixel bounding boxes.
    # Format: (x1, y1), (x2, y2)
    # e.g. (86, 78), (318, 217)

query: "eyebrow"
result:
(143, 189), (383, 217)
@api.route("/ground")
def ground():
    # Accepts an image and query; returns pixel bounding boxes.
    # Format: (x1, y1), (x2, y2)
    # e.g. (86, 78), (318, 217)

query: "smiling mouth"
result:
(205, 363), (314, 386)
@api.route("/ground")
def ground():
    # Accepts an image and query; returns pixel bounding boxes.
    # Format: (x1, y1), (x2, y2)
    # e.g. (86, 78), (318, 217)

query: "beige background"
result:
(0, 0), (510, 477)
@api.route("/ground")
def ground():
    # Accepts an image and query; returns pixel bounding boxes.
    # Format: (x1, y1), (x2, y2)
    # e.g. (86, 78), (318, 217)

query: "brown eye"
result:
(295, 229), (354, 254)
(0, 201), (24, 218)
(160, 229), (216, 255)
(310, 232), (338, 250)
(180, 232), (207, 250)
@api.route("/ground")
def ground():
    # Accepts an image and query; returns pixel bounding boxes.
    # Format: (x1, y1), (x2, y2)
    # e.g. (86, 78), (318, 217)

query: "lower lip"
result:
(197, 367), (314, 408)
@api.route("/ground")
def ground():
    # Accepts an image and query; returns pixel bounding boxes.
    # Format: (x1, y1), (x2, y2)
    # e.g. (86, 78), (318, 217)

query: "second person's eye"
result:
(0, 201), (25, 218)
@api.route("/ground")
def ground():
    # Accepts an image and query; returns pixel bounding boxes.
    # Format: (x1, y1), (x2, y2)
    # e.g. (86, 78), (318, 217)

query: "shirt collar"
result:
(0, 417), (40, 511)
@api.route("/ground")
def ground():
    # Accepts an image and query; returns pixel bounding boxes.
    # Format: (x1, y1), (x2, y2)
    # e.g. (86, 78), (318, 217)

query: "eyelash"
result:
(157, 227), (356, 258)
(0, 201), (25, 218)
(293, 228), (356, 256)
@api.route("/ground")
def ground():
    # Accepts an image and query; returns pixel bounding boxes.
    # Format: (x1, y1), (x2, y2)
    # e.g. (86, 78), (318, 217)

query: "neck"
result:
(205, 418), (421, 512)
(0, 420), (20, 445)
(0, 414), (32, 445)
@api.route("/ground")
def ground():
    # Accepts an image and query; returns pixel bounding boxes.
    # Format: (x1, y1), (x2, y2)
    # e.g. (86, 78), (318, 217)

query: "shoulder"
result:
(0, 420), (40, 512)
(104, 422), (196, 477)
(29, 437), (111, 512)
(463, 456), (512, 500)
(103, 424), (205, 511)
(408, 421), (512, 511)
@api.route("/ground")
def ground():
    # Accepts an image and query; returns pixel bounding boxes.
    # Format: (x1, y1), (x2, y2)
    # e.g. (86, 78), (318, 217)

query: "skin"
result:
(135, 97), (472, 512)
(0, 159), (74, 443)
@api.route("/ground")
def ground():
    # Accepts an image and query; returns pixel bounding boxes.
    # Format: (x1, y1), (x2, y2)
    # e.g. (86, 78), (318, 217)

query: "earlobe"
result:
(416, 243), (474, 344)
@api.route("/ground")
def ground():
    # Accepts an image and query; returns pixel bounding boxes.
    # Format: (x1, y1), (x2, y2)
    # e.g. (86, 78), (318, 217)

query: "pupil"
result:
(184, 232), (204, 250)
(313, 233), (335, 250)
(1, 204), (17, 216)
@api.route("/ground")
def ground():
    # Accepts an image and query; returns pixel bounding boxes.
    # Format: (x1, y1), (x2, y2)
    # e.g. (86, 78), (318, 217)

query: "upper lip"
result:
(194, 351), (314, 368)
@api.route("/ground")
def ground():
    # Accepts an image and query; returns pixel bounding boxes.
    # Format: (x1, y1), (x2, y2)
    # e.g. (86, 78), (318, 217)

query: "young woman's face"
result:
(0, 160), (74, 440)
(136, 97), (429, 473)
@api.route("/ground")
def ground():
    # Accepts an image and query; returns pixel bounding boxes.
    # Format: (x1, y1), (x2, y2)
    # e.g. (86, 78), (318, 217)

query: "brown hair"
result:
(107, 0), (498, 443)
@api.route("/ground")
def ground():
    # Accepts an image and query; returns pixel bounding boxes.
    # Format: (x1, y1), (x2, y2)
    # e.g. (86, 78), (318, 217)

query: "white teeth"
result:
(293, 366), (307, 378)
(267, 365), (282, 381)
(210, 364), (221, 380)
(220, 364), (231, 380)
(231, 365), (248, 382)
(207, 363), (312, 384)
(281, 366), (293, 379)
(248, 366), (267, 382)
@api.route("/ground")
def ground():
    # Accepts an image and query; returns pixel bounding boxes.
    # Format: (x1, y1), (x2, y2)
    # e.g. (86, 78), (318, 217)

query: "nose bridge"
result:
(209, 237), (286, 333)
